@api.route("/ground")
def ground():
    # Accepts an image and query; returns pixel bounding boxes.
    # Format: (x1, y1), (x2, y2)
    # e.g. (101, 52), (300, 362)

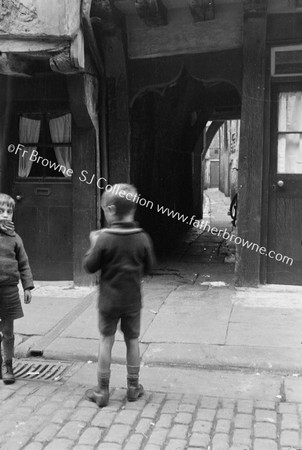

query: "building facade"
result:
(0, 0), (301, 286)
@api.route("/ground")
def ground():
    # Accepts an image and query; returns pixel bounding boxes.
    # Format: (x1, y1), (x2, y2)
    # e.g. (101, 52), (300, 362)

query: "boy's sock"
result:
(2, 336), (15, 384)
(85, 371), (110, 407)
(2, 335), (14, 361)
(127, 365), (144, 401)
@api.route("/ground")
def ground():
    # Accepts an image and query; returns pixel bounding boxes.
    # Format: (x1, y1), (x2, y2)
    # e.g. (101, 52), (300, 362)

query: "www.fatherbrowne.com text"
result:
(80, 172), (293, 266)
(8, 144), (293, 266)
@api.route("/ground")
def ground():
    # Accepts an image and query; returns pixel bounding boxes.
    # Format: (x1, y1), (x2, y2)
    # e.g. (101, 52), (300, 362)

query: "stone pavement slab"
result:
(60, 285), (168, 342)
(14, 296), (83, 336)
(13, 279), (302, 372)
(227, 306), (302, 348)
(142, 342), (302, 372)
(141, 287), (233, 345)
(228, 290), (302, 349)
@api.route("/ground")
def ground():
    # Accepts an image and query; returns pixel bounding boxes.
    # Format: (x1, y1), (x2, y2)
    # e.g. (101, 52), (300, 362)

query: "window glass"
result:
(277, 92), (302, 173)
(18, 114), (72, 179)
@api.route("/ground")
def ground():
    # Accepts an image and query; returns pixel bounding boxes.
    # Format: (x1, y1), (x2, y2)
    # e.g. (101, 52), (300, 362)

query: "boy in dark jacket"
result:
(84, 184), (155, 407)
(0, 193), (34, 384)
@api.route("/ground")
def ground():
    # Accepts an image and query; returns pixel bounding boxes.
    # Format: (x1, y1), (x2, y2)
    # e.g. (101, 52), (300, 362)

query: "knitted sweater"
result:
(83, 222), (155, 313)
(0, 229), (34, 290)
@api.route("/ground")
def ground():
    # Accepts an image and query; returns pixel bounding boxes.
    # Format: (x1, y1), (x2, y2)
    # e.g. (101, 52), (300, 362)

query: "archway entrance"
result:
(130, 71), (241, 282)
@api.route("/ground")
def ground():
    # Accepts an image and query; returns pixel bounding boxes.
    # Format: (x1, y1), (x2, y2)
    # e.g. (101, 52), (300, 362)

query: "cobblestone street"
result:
(1, 363), (302, 450)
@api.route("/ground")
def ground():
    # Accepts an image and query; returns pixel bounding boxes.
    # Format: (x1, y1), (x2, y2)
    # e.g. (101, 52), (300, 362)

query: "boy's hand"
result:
(0, 220), (15, 233)
(89, 230), (101, 248)
(24, 289), (32, 304)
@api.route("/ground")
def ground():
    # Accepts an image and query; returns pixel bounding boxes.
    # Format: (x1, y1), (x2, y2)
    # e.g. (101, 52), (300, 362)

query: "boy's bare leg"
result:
(125, 337), (144, 401)
(98, 334), (115, 375)
(125, 337), (140, 366)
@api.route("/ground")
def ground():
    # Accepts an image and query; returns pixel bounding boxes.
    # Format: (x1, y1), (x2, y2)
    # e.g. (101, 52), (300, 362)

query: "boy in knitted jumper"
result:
(0, 193), (34, 384)
(84, 184), (155, 407)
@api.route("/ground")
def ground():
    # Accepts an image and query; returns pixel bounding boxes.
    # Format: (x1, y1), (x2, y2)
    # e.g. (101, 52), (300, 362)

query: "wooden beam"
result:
(187, 0), (215, 22)
(203, 120), (224, 158)
(235, 2), (268, 286)
(50, 47), (78, 74)
(243, 0), (268, 17)
(135, 0), (167, 27)
(67, 73), (99, 129)
(104, 29), (131, 183)
(50, 31), (85, 74)
(0, 53), (33, 77)
(92, 0), (114, 18)
(91, 0), (121, 32)
(72, 125), (98, 286)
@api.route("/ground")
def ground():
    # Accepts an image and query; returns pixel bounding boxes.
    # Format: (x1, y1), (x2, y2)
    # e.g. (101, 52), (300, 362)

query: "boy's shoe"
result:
(127, 383), (144, 402)
(85, 386), (109, 407)
(2, 360), (15, 384)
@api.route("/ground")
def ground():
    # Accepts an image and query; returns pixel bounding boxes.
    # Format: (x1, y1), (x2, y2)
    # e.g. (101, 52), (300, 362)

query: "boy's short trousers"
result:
(0, 286), (23, 321)
(98, 308), (141, 339)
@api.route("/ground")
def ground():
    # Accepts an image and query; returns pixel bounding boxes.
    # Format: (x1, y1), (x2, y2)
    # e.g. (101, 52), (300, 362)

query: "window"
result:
(277, 92), (302, 173)
(271, 45), (302, 77)
(18, 113), (72, 179)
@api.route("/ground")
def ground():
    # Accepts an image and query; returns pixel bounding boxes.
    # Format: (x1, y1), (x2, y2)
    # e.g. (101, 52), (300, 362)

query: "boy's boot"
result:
(2, 336), (15, 384)
(127, 365), (144, 401)
(2, 360), (15, 384)
(85, 372), (110, 407)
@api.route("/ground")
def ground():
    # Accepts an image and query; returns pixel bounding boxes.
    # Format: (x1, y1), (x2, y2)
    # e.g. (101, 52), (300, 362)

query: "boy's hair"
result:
(101, 184), (137, 218)
(0, 193), (15, 210)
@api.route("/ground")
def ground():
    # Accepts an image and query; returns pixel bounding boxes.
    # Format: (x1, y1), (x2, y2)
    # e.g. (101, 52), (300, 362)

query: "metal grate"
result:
(13, 359), (71, 381)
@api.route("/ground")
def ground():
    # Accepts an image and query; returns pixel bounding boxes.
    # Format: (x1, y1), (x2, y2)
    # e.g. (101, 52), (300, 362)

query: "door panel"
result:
(12, 181), (72, 280)
(267, 85), (302, 284)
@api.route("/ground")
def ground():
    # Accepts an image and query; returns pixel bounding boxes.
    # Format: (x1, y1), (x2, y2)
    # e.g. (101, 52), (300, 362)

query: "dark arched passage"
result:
(130, 71), (241, 254)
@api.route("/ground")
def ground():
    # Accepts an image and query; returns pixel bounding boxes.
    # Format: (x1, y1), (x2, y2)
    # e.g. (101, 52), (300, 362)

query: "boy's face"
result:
(0, 204), (13, 222)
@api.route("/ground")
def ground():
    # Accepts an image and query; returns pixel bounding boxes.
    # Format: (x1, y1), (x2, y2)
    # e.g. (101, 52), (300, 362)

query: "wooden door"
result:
(12, 115), (73, 281)
(12, 182), (72, 281)
(267, 84), (302, 285)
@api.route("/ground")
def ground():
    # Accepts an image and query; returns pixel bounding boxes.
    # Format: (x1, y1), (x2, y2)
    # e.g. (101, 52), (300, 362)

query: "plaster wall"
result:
(0, 0), (81, 39)
(126, 3), (242, 59)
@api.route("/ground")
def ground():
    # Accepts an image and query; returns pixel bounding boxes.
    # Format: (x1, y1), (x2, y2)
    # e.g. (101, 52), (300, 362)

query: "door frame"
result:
(264, 78), (302, 284)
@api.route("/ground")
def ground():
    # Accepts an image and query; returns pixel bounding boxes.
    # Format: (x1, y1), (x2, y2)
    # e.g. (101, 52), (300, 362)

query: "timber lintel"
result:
(0, 53), (33, 77)
(187, 0), (215, 22)
(50, 47), (79, 74)
(243, 0), (268, 18)
(91, 0), (121, 32)
(92, 0), (113, 18)
(135, 0), (167, 27)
